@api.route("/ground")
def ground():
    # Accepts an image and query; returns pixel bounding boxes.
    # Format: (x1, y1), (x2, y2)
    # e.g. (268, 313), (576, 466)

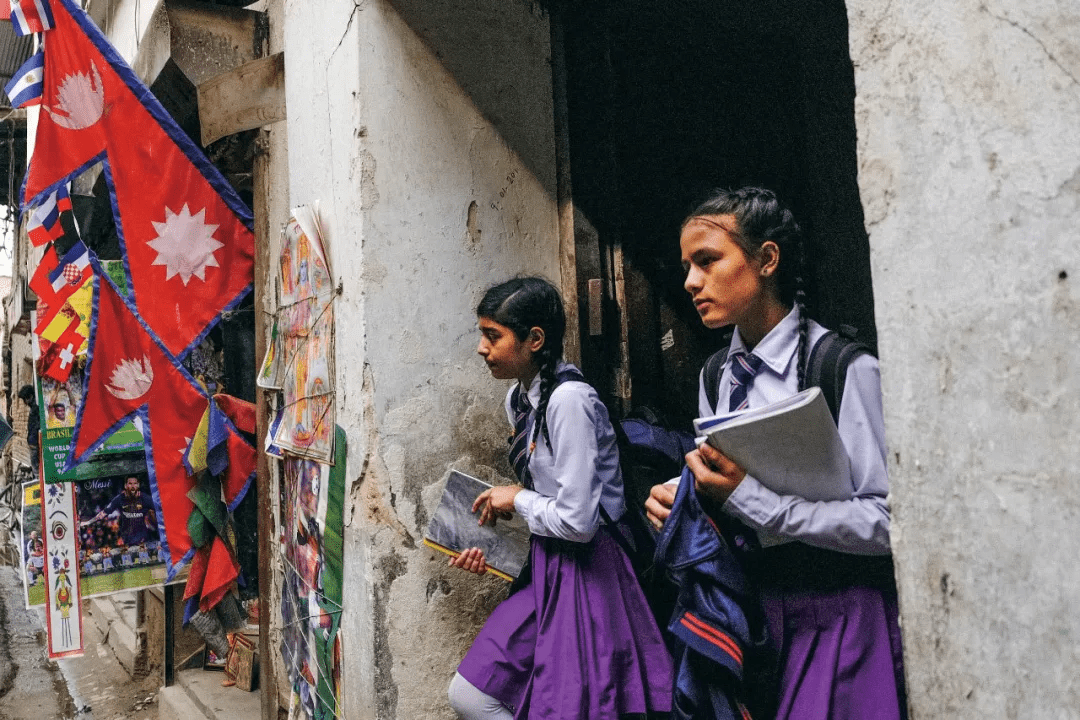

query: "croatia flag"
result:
(10, 0), (54, 36)
(26, 183), (71, 246)
(47, 239), (91, 294)
(4, 49), (44, 108)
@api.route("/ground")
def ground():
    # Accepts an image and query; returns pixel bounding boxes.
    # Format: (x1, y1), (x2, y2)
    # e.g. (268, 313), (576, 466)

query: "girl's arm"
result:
(513, 383), (610, 543)
(704, 354), (892, 555)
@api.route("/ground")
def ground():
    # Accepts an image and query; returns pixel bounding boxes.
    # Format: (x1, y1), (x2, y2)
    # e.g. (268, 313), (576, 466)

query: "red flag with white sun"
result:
(26, 0), (254, 359)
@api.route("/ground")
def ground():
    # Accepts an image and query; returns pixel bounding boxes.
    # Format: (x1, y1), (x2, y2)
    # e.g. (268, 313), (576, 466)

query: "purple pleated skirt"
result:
(762, 585), (906, 720)
(457, 528), (674, 719)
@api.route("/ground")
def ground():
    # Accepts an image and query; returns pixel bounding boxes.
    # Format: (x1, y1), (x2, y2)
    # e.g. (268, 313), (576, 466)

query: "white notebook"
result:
(693, 387), (853, 502)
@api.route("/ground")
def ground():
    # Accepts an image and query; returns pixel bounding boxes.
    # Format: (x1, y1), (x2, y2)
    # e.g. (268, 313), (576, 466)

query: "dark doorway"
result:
(560, 0), (875, 429)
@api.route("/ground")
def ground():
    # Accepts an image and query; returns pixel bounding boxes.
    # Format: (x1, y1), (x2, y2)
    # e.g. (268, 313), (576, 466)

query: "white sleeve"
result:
(721, 354), (892, 555)
(513, 386), (604, 543)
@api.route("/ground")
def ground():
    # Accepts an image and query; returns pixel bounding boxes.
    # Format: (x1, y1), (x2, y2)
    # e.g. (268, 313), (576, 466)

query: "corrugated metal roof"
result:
(0, 21), (34, 107)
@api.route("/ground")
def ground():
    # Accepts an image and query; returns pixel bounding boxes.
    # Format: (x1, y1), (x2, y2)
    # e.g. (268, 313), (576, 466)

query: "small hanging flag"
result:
(29, 244), (61, 307)
(10, 0), (54, 36)
(26, 184), (72, 247)
(39, 315), (84, 382)
(5, 49), (44, 108)
(47, 240), (91, 296)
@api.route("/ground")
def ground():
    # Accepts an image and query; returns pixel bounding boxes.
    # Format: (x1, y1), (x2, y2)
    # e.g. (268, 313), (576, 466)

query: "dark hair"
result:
(685, 187), (811, 389)
(476, 276), (566, 449)
(17, 385), (35, 403)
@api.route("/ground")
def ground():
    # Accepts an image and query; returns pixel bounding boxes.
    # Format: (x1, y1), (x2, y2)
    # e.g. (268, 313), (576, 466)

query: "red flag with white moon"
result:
(26, 0), (254, 358)
(70, 276), (207, 566)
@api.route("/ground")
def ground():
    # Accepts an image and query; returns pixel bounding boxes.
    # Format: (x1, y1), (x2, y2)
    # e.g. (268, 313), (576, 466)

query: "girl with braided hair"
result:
(448, 276), (672, 720)
(645, 187), (905, 719)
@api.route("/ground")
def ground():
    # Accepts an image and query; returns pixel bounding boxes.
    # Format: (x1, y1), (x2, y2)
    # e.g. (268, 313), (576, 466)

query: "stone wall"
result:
(848, 1), (1080, 716)
(281, 1), (558, 717)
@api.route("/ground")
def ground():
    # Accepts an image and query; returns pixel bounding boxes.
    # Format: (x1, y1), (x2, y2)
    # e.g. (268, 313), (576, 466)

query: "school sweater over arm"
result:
(510, 363), (626, 543)
(699, 309), (892, 556)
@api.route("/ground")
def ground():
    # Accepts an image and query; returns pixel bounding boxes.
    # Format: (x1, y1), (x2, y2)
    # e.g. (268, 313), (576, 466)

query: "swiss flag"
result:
(39, 316), (85, 382)
(26, 0), (253, 358)
(71, 274), (209, 572)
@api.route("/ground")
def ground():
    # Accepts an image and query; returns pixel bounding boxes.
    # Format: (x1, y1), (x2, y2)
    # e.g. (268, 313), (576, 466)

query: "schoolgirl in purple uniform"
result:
(647, 188), (906, 719)
(448, 277), (673, 720)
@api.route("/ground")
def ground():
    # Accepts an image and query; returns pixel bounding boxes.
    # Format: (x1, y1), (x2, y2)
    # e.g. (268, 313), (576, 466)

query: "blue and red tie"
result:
(728, 352), (763, 412)
(508, 387), (533, 489)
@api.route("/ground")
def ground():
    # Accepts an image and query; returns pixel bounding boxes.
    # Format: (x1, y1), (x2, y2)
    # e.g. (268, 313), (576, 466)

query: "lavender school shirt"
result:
(510, 362), (626, 543)
(696, 308), (892, 556)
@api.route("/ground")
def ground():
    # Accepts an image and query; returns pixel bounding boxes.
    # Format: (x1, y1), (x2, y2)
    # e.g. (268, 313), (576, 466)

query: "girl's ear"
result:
(527, 327), (546, 353)
(759, 240), (781, 278)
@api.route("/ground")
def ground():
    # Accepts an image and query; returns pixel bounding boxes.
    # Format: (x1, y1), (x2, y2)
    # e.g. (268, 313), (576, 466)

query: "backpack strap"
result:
(804, 330), (872, 423)
(702, 345), (731, 413)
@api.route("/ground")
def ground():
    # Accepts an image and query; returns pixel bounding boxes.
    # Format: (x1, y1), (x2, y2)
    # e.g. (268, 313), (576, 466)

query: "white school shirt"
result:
(699, 309), (892, 556)
(510, 362), (626, 543)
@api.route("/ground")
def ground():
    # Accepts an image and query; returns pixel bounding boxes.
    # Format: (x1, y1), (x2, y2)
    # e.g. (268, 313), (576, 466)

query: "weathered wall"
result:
(849, 1), (1080, 717)
(282, 0), (558, 717)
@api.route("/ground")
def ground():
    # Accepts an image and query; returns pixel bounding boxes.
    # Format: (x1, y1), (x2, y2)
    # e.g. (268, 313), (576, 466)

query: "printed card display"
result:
(42, 480), (84, 658)
(25, 472), (167, 607)
(281, 427), (345, 720)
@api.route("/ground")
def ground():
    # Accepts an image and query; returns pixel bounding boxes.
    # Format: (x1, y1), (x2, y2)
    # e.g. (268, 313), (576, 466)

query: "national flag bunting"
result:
(5, 49), (44, 108)
(26, 184), (72, 247)
(25, 0), (254, 358)
(29, 244), (61, 308)
(48, 240), (90, 294)
(10, 0), (54, 35)
(39, 315), (85, 382)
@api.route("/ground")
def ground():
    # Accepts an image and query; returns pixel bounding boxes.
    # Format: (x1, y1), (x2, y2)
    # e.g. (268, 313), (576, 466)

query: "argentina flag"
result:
(5, 49), (44, 108)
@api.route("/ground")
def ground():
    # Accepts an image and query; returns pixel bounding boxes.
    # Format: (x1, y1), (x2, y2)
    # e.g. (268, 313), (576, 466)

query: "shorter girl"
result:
(448, 277), (673, 720)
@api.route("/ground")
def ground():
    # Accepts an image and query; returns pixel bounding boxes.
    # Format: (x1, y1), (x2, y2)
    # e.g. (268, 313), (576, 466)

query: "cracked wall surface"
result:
(285, 0), (557, 717)
(848, 1), (1080, 716)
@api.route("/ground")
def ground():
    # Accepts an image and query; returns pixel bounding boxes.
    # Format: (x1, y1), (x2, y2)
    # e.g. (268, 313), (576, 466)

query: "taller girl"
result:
(648, 188), (906, 719)
(449, 277), (672, 720)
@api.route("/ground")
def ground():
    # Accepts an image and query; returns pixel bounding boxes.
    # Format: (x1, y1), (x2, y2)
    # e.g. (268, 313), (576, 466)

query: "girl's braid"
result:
(795, 234), (810, 391)
(533, 343), (560, 449)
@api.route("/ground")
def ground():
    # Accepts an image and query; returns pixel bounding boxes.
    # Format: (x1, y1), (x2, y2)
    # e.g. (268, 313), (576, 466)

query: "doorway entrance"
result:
(559, 0), (875, 429)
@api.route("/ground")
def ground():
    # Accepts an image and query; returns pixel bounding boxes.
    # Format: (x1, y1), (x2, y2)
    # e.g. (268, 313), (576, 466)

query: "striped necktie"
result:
(508, 386), (533, 488)
(728, 352), (764, 412)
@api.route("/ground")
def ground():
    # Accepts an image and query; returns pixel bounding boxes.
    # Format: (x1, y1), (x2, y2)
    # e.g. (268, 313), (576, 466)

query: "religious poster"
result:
(281, 426), (346, 720)
(41, 480), (84, 658)
(25, 471), (168, 607)
(259, 205), (336, 463)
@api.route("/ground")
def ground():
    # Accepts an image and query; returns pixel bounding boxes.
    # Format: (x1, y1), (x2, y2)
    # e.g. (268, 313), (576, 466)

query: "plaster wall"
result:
(85, 0), (164, 65)
(848, 1), (1080, 716)
(282, 1), (557, 717)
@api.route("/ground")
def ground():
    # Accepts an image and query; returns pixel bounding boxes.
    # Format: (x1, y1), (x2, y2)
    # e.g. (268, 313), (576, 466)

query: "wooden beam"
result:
(550, 1), (580, 366)
(197, 53), (285, 147)
(252, 130), (279, 720)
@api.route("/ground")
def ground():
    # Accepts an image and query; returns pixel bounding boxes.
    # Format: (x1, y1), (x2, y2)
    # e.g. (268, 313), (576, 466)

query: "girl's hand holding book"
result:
(686, 444), (746, 504)
(449, 547), (488, 575)
(472, 485), (522, 527)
